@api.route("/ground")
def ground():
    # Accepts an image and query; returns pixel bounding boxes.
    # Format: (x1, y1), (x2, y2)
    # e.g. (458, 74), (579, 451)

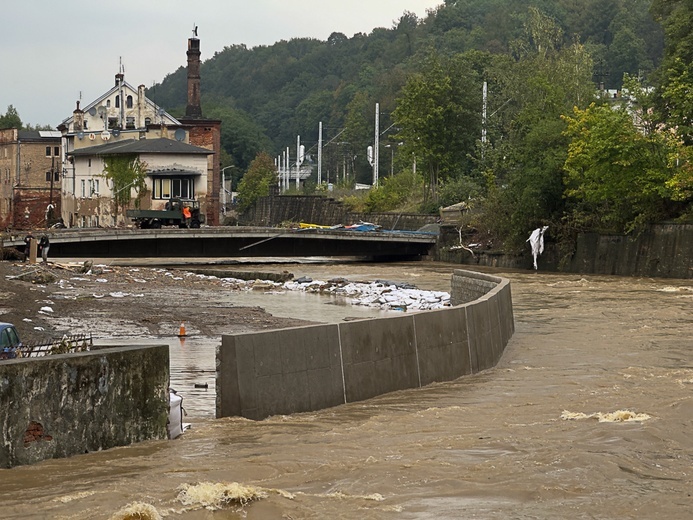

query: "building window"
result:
(108, 117), (118, 129)
(152, 178), (194, 200)
(46, 171), (51, 182)
(54, 146), (60, 156)
(126, 95), (133, 108)
(115, 95), (120, 108)
(126, 117), (135, 129)
(84, 120), (88, 130)
(54, 171), (60, 182)
(45, 146), (51, 157)
(81, 179), (86, 198)
(88, 158), (92, 168)
(88, 179), (100, 196)
(145, 117), (151, 126)
(106, 100), (111, 108)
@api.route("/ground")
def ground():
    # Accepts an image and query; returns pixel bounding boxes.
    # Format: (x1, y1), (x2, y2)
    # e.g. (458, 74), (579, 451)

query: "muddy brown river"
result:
(1, 262), (692, 519)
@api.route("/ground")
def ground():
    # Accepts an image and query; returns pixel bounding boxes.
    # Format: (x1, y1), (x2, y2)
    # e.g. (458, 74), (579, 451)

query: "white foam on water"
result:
(109, 501), (162, 520)
(176, 481), (268, 511)
(561, 409), (652, 422)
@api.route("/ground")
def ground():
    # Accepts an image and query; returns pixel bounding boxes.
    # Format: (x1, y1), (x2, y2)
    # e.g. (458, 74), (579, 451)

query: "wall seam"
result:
(337, 323), (347, 404)
(465, 305), (473, 372)
(413, 317), (421, 388)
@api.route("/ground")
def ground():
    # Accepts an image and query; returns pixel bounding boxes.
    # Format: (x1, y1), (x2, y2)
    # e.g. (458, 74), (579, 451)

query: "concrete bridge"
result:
(3, 227), (438, 260)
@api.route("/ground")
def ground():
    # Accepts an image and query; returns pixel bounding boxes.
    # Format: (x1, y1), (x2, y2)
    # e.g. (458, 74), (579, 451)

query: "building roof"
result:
(68, 138), (214, 157)
(60, 77), (180, 128)
(17, 130), (61, 141)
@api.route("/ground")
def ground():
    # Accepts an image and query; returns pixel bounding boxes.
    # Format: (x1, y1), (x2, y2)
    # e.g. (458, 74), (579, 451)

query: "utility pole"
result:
(318, 121), (323, 185)
(374, 102), (380, 187)
(296, 136), (301, 190)
(285, 147), (290, 191)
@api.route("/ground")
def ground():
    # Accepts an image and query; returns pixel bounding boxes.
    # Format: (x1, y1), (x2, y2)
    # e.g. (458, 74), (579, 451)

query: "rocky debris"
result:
(0, 247), (24, 261)
(8, 267), (57, 284)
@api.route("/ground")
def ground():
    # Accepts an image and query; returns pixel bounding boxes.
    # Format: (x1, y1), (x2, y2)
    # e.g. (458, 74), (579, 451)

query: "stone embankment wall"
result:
(0, 345), (170, 469)
(240, 193), (438, 231)
(216, 269), (514, 420)
(438, 223), (693, 279)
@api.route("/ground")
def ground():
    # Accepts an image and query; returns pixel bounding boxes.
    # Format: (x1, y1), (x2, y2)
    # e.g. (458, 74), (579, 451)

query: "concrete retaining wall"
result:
(0, 345), (170, 469)
(240, 193), (438, 231)
(438, 223), (693, 279)
(217, 270), (514, 420)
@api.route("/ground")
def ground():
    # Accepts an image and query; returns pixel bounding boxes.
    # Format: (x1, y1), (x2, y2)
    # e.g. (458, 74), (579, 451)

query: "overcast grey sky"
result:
(2, 1), (440, 128)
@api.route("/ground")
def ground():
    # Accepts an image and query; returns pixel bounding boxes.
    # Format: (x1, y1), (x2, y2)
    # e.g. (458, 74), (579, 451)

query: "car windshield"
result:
(0, 326), (20, 348)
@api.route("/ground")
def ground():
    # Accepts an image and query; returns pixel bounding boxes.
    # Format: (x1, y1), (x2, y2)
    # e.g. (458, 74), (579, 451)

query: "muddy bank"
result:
(0, 261), (311, 343)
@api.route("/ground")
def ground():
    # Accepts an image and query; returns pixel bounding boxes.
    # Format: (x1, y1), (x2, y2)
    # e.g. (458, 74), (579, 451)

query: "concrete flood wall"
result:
(0, 345), (170, 469)
(217, 270), (514, 420)
(438, 223), (693, 279)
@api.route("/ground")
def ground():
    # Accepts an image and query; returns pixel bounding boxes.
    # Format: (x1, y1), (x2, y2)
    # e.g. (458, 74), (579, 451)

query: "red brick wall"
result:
(183, 120), (221, 226)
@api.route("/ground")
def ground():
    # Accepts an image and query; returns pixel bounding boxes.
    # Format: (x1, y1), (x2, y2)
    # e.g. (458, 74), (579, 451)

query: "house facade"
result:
(0, 129), (62, 230)
(67, 138), (212, 227)
(58, 68), (218, 227)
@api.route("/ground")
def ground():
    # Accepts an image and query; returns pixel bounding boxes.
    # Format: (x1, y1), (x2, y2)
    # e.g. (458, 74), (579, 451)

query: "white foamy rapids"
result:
(561, 409), (652, 422)
(109, 501), (162, 520)
(177, 481), (268, 511)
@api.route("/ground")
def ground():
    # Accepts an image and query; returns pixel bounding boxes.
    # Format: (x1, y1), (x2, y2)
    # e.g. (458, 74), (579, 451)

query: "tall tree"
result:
(393, 51), (483, 204)
(652, 0), (693, 142)
(236, 152), (277, 212)
(102, 155), (148, 221)
(0, 105), (22, 129)
(562, 101), (680, 232)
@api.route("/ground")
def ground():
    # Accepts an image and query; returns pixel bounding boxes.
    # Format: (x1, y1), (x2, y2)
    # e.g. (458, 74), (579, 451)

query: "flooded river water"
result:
(1, 262), (692, 519)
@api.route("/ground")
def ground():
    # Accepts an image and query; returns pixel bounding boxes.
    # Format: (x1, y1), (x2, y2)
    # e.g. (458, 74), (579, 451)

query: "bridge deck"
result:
(3, 227), (438, 260)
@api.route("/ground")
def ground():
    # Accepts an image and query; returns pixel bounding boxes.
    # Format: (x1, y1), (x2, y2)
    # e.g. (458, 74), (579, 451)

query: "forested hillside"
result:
(147, 0), (692, 253)
(149, 0), (662, 170)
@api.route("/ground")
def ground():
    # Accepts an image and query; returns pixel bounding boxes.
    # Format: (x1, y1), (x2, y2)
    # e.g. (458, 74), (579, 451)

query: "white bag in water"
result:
(168, 389), (184, 439)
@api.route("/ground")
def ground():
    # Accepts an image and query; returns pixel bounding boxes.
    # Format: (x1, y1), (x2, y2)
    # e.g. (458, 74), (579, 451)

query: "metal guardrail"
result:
(19, 333), (93, 358)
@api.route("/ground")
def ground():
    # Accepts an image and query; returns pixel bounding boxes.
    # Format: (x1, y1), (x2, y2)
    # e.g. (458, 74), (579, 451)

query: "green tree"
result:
(562, 102), (677, 232)
(236, 152), (277, 212)
(102, 155), (148, 221)
(480, 9), (595, 247)
(0, 105), (22, 129)
(652, 0), (693, 142)
(204, 104), (273, 170)
(393, 51), (483, 205)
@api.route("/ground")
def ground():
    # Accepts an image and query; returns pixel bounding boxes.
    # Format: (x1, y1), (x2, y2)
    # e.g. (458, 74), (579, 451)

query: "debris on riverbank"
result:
(187, 271), (451, 311)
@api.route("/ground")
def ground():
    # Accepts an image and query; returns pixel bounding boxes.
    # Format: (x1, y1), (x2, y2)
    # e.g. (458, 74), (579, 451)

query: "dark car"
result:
(0, 322), (22, 360)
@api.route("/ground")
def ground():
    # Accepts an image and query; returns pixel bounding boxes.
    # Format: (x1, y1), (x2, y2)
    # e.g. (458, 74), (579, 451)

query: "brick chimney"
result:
(73, 101), (84, 132)
(185, 37), (202, 118)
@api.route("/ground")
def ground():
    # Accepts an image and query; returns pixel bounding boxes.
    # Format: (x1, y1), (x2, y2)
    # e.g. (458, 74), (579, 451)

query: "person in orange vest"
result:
(182, 205), (192, 226)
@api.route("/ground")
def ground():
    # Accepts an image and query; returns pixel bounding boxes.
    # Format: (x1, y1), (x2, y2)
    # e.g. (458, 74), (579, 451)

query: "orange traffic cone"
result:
(178, 322), (186, 337)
